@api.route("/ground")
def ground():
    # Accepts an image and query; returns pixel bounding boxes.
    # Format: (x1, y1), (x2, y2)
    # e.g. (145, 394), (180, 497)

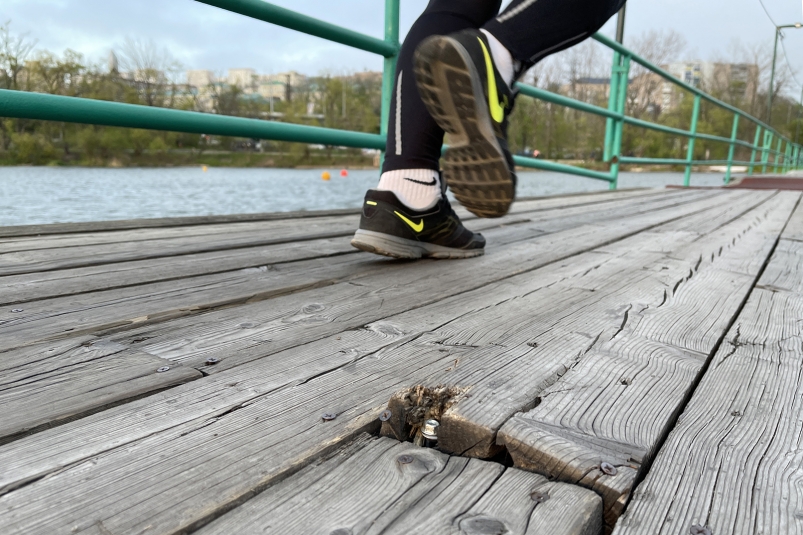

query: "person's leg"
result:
(378, 0), (501, 210)
(412, 0), (625, 218)
(351, 1), (501, 260)
(483, 0), (626, 79)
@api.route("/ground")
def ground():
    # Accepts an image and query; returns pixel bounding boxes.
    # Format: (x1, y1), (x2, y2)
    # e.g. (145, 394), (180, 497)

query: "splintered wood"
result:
(0, 188), (799, 535)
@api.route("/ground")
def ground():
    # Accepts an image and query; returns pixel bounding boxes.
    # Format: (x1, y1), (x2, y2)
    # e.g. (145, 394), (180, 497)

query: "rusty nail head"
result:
(600, 462), (618, 476)
(205, 357), (220, 365)
(10, 309), (23, 313)
(379, 409), (392, 422)
(321, 412), (337, 421)
(530, 490), (550, 503)
(157, 366), (170, 373)
(397, 454), (414, 464)
(690, 526), (711, 535)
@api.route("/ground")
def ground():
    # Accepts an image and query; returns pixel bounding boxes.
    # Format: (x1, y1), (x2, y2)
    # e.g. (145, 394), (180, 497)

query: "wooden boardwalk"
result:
(1, 187), (802, 534)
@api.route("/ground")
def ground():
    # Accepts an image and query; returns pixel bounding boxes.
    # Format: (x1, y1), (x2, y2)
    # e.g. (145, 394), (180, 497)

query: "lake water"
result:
(0, 166), (729, 227)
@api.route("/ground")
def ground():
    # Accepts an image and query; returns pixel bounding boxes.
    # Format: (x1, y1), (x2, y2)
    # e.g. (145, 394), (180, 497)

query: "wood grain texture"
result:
(97, 189), (720, 372)
(198, 435), (602, 535)
(441, 190), (785, 456)
(0, 206), (363, 238)
(0, 190), (674, 305)
(614, 288), (803, 535)
(0, 189), (665, 255)
(0, 194), (736, 532)
(495, 192), (800, 527)
(0, 191), (705, 351)
(0, 338), (200, 442)
(0, 215), (361, 276)
(0, 188), (657, 239)
(0, 236), (356, 306)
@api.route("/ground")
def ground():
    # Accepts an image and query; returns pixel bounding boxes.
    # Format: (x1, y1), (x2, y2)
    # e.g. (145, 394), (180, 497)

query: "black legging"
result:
(382, 0), (626, 173)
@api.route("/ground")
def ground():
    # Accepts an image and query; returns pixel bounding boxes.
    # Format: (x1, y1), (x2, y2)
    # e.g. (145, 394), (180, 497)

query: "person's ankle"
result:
(376, 169), (442, 211)
(480, 29), (519, 89)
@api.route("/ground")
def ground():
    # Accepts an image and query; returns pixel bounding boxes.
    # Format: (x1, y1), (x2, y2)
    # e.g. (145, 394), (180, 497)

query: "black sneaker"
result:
(351, 189), (485, 259)
(413, 29), (516, 218)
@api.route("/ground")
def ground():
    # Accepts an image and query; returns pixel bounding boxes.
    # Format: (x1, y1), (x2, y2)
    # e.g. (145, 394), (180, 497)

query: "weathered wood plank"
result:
(0, 189), (665, 255)
(0, 190), (714, 352)
(103, 190), (724, 372)
(0, 192), (760, 534)
(0, 207), (362, 239)
(0, 195), (728, 500)
(0, 216), (361, 276)
(613, 288), (803, 535)
(0, 236), (356, 306)
(0, 190), (675, 305)
(0, 188), (656, 239)
(198, 435), (602, 535)
(494, 191), (800, 527)
(0, 338), (201, 442)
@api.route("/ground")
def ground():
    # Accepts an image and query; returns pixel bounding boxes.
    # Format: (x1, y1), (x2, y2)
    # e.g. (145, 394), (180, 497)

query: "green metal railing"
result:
(1, 0), (801, 188)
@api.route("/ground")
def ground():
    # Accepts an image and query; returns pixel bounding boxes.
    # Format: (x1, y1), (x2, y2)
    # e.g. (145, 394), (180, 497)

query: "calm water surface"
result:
(0, 166), (729, 227)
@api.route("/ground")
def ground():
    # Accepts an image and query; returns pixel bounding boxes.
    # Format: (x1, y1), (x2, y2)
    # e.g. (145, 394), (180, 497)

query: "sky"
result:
(4, 0), (803, 97)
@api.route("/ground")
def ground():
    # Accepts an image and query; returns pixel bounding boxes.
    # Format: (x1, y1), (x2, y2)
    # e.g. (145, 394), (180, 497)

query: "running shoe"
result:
(351, 189), (485, 259)
(413, 29), (516, 218)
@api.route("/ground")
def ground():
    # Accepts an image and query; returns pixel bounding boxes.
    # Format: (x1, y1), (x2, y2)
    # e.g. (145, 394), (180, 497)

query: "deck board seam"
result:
(615, 191), (802, 517)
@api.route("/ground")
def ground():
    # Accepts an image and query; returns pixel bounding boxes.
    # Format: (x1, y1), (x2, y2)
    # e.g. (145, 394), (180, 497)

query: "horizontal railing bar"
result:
(623, 116), (690, 138)
(514, 83), (621, 119)
(592, 32), (785, 142)
(619, 157), (754, 166)
(195, 0), (398, 57)
(0, 89), (386, 149)
(517, 83), (763, 151)
(513, 155), (614, 182)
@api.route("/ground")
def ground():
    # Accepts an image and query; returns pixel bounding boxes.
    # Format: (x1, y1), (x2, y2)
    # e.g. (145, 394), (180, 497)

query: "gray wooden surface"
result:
(496, 191), (800, 528)
(614, 198), (803, 535)
(198, 434), (602, 535)
(0, 188), (797, 535)
(0, 338), (201, 443)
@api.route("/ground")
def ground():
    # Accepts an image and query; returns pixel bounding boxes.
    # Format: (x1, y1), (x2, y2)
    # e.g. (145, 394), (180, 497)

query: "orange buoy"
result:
(340, 169), (348, 177)
(202, 165), (208, 172)
(321, 171), (331, 181)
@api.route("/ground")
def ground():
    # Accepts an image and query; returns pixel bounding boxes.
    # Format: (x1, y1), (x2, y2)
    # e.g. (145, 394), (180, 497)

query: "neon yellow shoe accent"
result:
(366, 201), (377, 205)
(478, 37), (505, 124)
(394, 211), (425, 233)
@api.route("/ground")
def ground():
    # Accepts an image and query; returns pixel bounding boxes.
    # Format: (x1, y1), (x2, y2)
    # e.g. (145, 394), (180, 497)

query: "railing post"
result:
(724, 114), (740, 185)
(379, 0), (400, 167)
(603, 51), (621, 164)
(773, 136), (783, 174)
(761, 130), (772, 174)
(683, 94), (701, 187)
(608, 55), (631, 190)
(784, 143), (791, 174)
(748, 125), (762, 176)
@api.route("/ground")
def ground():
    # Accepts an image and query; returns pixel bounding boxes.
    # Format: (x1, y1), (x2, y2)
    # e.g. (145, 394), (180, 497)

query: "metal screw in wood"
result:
(321, 412), (337, 421)
(205, 357), (221, 365)
(600, 462), (618, 476)
(10, 309), (23, 313)
(397, 454), (414, 464)
(421, 419), (440, 440)
(379, 409), (392, 422)
(530, 490), (550, 503)
(156, 366), (170, 373)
